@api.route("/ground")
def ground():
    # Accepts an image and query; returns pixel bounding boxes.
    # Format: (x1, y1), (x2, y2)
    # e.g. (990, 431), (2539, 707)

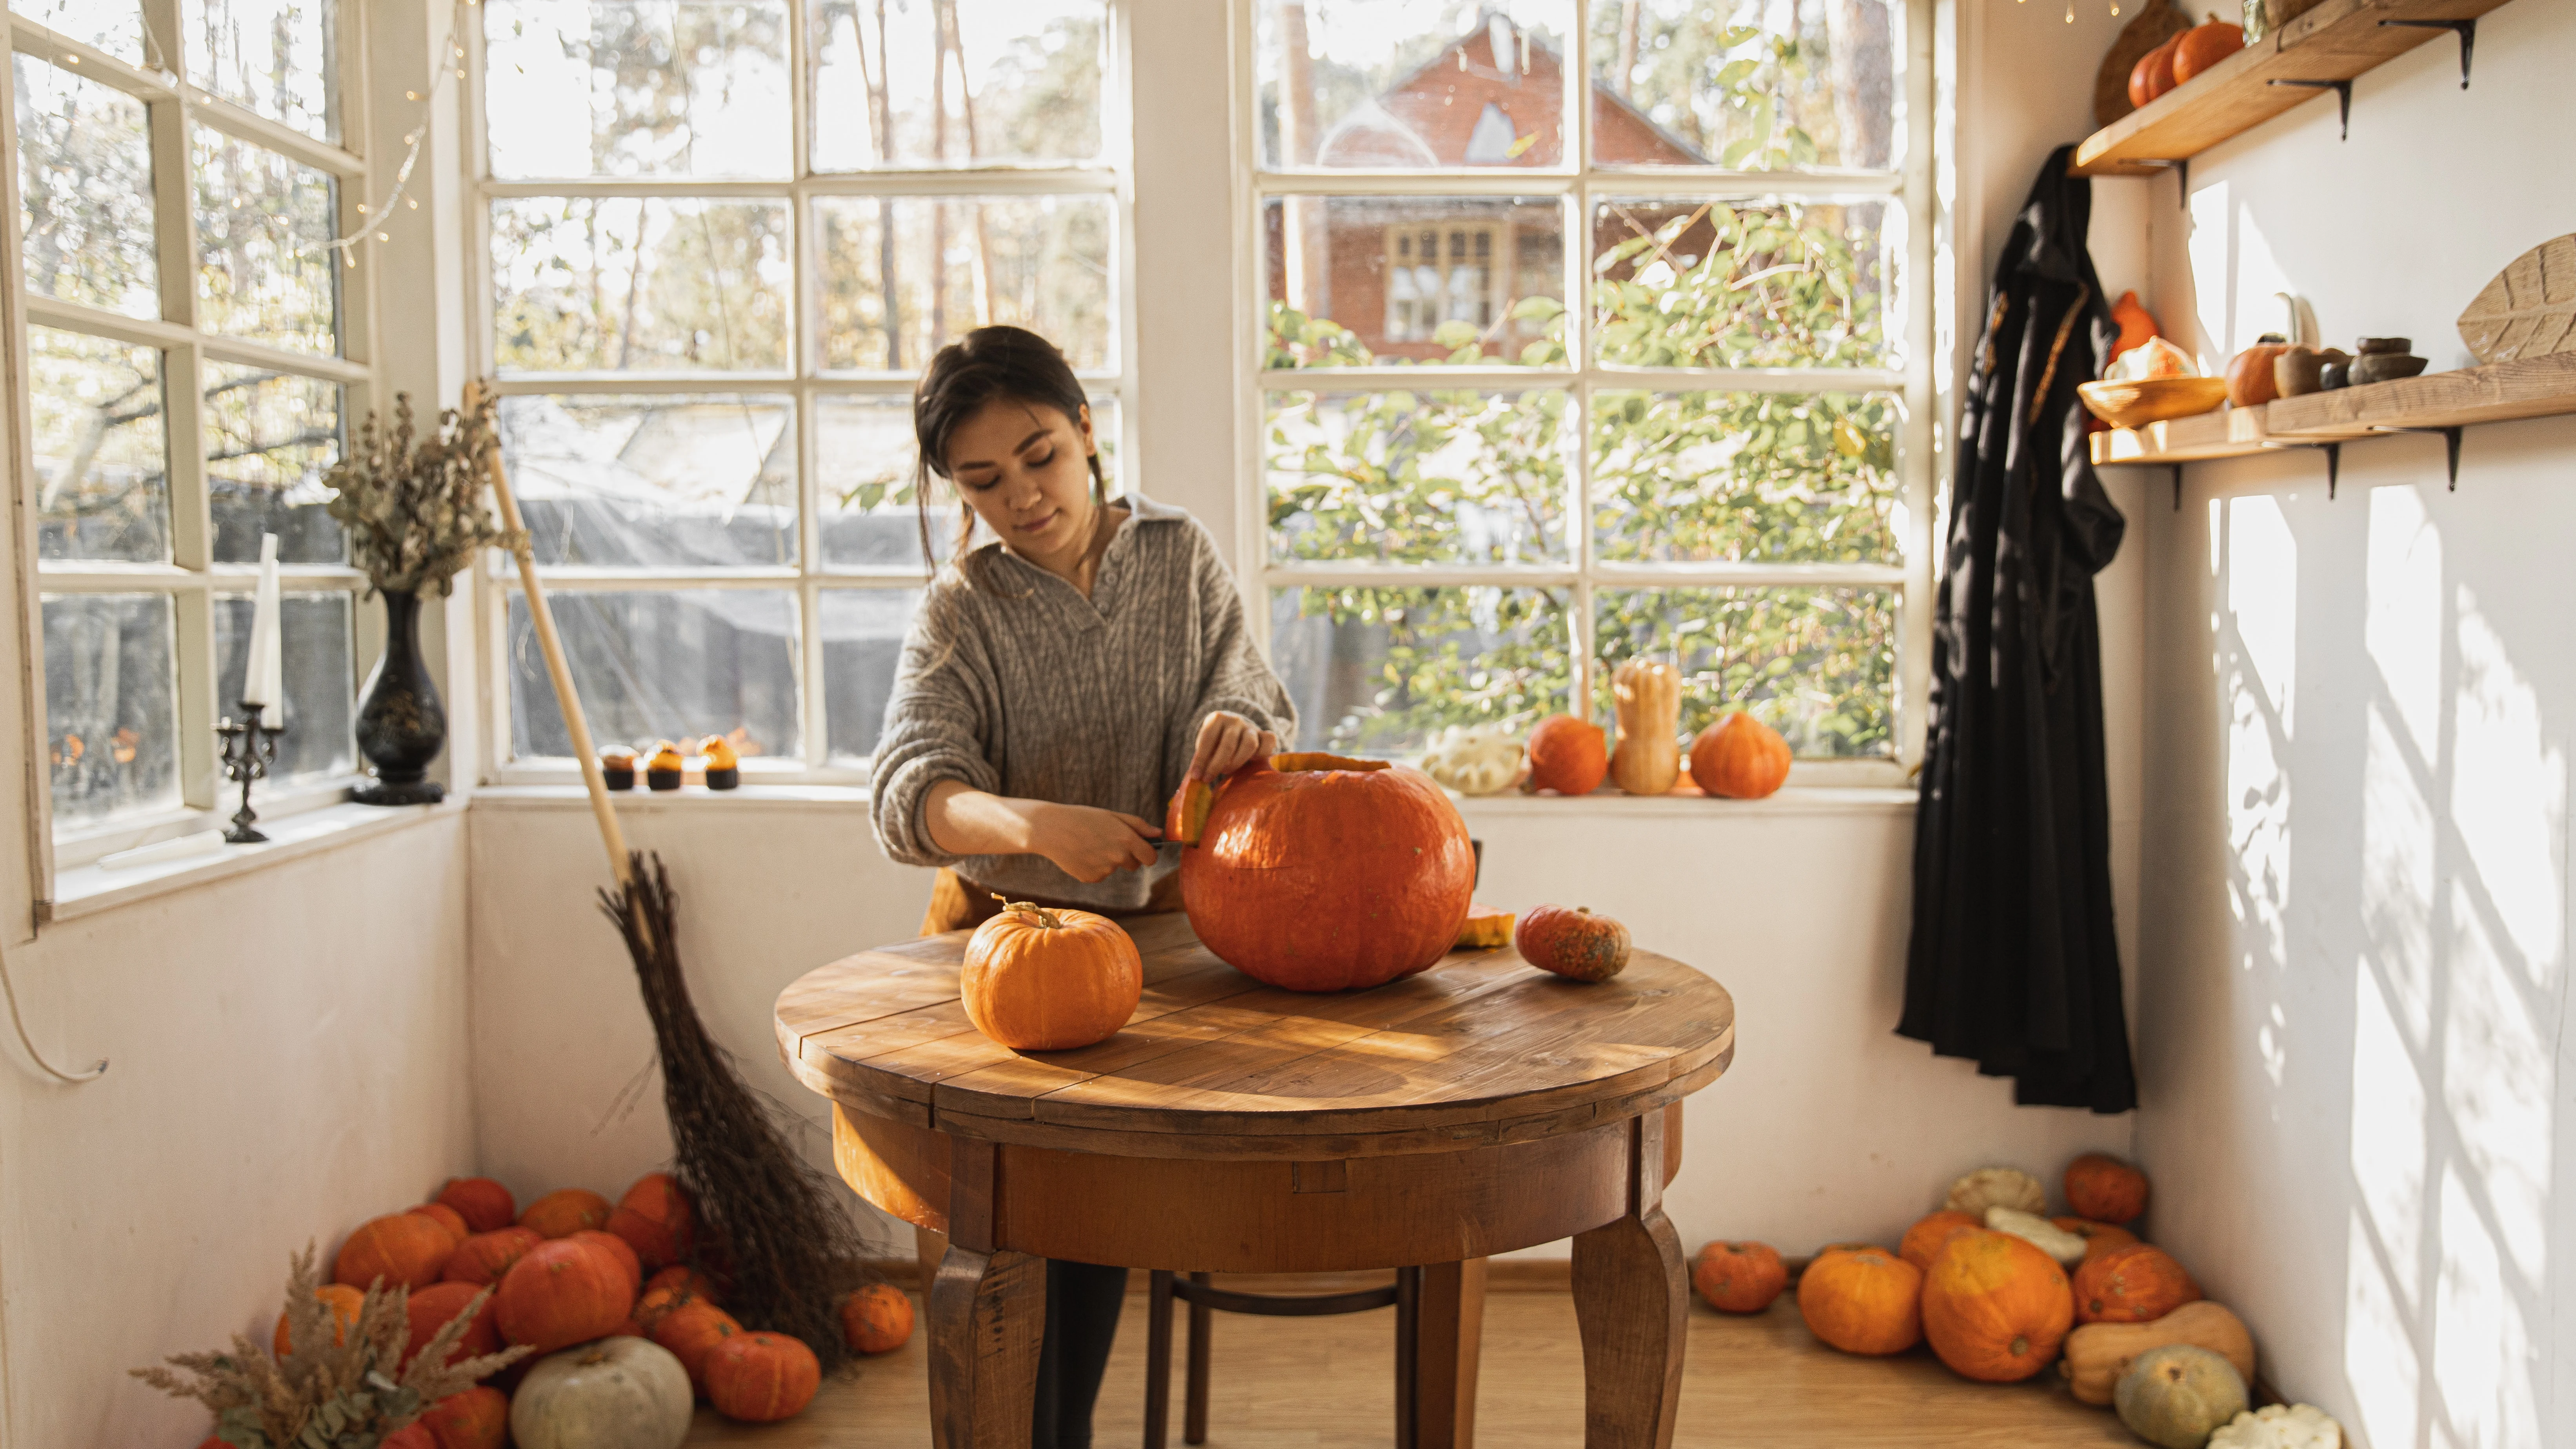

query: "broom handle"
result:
(467, 380), (633, 889)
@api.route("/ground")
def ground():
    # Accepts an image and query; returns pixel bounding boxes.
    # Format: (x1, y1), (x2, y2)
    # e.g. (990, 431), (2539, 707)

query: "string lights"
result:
(327, 0), (480, 270)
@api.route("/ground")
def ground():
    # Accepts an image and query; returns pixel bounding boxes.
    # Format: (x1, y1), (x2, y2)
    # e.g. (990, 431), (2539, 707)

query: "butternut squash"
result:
(1608, 657), (1681, 796)
(2060, 1300), (2255, 1406)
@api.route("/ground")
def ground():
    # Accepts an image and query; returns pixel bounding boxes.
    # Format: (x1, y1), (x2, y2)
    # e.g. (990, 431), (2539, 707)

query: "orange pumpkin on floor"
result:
(1526, 714), (1608, 796)
(2065, 1153), (2150, 1224)
(1689, 714), (1791, 799)
(335, 1213), (457, 1291)
(842, 1282), (915, 1354)
(1797, 1247), (1922, 1354)
(572, 1230), (642, 1295)
(1920, 1229), (2074, 1382)
(2074, 1243), (2201, 1324)
(442, 1227), (543, 1287)
(416, 1385), (509, 1449)
(402, 1282), (499, 1371)
(1900, 1211), (1985, 1271)
(494, 1237), (634, 1354)
(275, 1283), (366, 1358)
(607, 1173), (697, 1272)
(519, 1187), (612, 1239)
(962, 898), (1143, 1050)
(2055, 1217), (2140, 1260)
(706, 1331), (821, 1422)
(646, 1264), (723, 1304)
(1177, 755), (1475, 992)
(650, 1298), (744, 1391)
(1691, 1242), (1787, 1314)
(435, 1176), (517, 1234)
(408, 1202), (469, 1244)
(1515, 905), (1632, 982)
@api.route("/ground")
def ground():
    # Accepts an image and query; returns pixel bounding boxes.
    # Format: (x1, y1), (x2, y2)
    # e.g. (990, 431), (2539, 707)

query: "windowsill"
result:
(470, 781), (1916, 816)
(43, 798), (462, 924)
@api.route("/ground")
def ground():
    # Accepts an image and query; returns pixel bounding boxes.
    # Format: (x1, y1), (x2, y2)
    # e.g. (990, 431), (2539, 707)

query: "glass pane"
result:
(819, 394), (1118, 570)
(1255, 0), (1571, 171)
(809, 0), (1103, 170)
(816, 195), (1111, 373)
(1263, 196), (1563, 369)
(1588, 0), (1899, 169)
(497, 395), (796, 567)
(13, 58), (157, 319)
(1266, 389), (1565, 565)
(1592, 197), (1885, 368)
(492, 197), (791, 373)
(822, 587), (921, 762)
(215, 590), (354, 780)
(30, 327), (169, 564)
(485, 0), (790, 180)
(186, 0), (338, 141)
(1591, 391), (1897, 565)
(509, 590), (802, 760)
(206, 364), (343, 564)
(1270, 585), (1569, 757)
(42, 592), (179, 825)
(195, 127), (340, 355)
(8, 0), (144, 63)
(1594, 587), (1893, 757)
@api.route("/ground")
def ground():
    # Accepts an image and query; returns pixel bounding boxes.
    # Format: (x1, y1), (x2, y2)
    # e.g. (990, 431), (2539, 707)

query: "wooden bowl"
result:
(2078, 376), (2229, 429)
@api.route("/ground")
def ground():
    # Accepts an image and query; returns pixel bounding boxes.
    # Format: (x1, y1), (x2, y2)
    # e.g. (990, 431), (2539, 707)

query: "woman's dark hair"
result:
(912, 325), (1107, 571)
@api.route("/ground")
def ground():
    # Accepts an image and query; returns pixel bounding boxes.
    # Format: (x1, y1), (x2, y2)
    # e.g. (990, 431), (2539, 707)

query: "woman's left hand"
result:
(1189, 711), (1278, 783)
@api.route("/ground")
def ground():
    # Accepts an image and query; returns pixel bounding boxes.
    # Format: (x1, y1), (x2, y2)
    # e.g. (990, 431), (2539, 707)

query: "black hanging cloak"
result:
(1899, 145), (2134, 1114)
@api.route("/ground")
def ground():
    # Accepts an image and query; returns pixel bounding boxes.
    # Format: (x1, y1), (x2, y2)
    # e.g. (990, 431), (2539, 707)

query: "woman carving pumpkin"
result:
(869, 325), (1297, 1449)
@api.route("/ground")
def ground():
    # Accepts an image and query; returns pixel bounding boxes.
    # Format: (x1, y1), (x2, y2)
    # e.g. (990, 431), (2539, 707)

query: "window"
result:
(1248, 0), (1930, 782)
(6, 0), (370, 863)
(471, 0), (1124, 779)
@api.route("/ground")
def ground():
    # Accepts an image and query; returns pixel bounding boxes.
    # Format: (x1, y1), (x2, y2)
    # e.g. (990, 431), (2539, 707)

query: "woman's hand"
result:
(1189, 711), (1279, 783)
(1022, 801), (1163, 884)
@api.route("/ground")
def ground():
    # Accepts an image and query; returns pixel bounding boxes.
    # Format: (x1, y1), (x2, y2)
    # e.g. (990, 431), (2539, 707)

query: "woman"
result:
(870, 325), (1297, 1449)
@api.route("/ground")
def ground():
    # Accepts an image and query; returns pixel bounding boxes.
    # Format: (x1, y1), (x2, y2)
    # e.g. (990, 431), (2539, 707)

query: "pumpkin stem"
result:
(991, 893), (1064, 929)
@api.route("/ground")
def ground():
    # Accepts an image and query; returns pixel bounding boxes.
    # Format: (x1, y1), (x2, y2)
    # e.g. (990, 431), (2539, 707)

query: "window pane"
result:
(1255, 0), (1571, 171)
(206, 364), (344, 564)
(1270, 585), (1569, 757)
(185, 0), (337, 141)
(816, 195), (1111, 373)
(30, 327), (169, 564)
(215, 590), (354, 780)
(1588, 0), (1899, 169)
(492, 197), (790, 373)
(485, 0), (790, 180)
(1267, 389), (1565, 565)
(1263, 196), (1564, 368)
(1592, 197), (1885, 369)
(508, 590), (801, 759)
(818, 394), (1117, 569)
(42, 592), (179, 825)
(13, 58), (157, 319)
(809, 0), (1103, 170)
(1595, 587), (1893, 757)
(497, 395), (796, 568)
(1591, 391), (1897, 565)
(9, 0), (144, 63)
(822, 587), (921, 762)
(195, 128), (340, 355)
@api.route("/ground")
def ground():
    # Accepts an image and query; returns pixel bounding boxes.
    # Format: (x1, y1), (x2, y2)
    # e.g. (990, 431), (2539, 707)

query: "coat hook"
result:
(2380, 18), (2474, 88)
(2268, 78), (2353, 139)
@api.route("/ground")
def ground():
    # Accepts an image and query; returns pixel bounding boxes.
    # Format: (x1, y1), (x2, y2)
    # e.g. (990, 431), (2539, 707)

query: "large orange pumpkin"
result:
(435, 1177), (517, 1234)
(649, 1298), (743, 1391)
(417, 1385), (509, 1449)
(705, 1331), (822, 1422)
(1900, 1211), (1985, 1271)
(518, 1187), (612, 1239)
(607, 1173), (697, 1272)
(1690, 1241), (1787, 1314)
(1525, 714), (1608, 796)
(274, 1283), (366, 1358)
(493, 1237), (634, 1354)
(1920, 1229), (2075, 1382)
(442, 1227), (543, 1287)
(403, 1282), (500, 1371)
(2065, 1153), (2150, 1224)
(1797, 1247), (1921, 1354)
(2054, 1216), (2141, 1260)
(1178, 755), (1475, 991)
(335, 1213), (457, 1291)
(842, 1282), (914, 1353)
(961, 898), (1143, 1050)
(2074, 1243), (2201, 1324)
(1688, 714), (1791, 798)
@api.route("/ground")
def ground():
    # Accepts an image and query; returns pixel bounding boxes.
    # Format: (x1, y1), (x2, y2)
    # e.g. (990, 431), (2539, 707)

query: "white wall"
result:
(2128, 4), (2576, 1446)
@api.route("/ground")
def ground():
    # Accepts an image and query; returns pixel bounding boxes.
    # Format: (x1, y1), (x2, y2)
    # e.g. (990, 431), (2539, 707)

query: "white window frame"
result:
(1230, 0), (1941, 786)
(462, 0), (1139, 786)
(2, 0), (382, 892)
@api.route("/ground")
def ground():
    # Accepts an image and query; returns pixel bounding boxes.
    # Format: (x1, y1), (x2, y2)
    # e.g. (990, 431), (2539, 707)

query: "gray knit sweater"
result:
(869, 494), (1298, 911)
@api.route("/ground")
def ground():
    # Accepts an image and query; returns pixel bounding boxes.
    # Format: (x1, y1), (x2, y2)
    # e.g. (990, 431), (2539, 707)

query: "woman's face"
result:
(942, 398), (1097, 567)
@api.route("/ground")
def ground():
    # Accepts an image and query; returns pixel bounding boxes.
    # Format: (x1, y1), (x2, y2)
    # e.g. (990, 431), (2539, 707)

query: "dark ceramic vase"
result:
(353, 588), (447, 805)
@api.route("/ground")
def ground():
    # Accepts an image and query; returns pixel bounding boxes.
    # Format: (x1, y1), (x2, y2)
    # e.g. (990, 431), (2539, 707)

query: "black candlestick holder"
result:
(215, 703), (285, 844)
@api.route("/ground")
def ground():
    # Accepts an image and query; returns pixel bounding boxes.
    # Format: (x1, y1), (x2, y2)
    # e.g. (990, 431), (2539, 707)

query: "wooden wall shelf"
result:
(2088, 353), (2576, 471)
(2072, 0), (2511, 179)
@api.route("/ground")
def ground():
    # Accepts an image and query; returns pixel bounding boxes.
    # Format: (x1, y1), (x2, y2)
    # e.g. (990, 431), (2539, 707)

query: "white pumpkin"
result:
(510, 1336), (694, 1449)
(1419, 725), (1525, 796)
(1944, 1166), (2046, 1218)
(1985, 1205), (2088, 1265)
(2209, 1403), (2343, 1449)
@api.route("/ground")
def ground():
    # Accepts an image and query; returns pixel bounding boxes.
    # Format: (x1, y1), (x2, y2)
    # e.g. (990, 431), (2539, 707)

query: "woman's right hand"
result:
(1020, 801), (1162, 883)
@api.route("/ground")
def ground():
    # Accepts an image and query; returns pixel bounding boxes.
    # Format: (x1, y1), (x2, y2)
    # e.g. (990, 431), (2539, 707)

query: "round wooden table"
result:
(775, 913), (1735, 1449)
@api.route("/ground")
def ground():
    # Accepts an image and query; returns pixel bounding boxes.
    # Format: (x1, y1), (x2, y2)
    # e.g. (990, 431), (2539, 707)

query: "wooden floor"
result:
(686, 1283), (2135, 1447)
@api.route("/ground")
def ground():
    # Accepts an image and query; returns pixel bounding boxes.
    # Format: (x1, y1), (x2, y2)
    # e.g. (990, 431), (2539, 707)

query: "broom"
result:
(469, 381), (872, 1371)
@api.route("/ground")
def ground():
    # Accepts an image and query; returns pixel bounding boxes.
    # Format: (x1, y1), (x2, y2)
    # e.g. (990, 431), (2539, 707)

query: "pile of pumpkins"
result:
(215, 1173), (915, 1449)
(1421, 658), (1795, 802)
(1689, 1154), (2346, 1449)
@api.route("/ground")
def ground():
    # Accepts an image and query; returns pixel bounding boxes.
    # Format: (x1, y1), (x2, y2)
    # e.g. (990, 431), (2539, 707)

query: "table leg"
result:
(1571, 1111), (1686, 1449)
(1410, 1257), (1486, 1449)
(928, 1138), (1043, 1449)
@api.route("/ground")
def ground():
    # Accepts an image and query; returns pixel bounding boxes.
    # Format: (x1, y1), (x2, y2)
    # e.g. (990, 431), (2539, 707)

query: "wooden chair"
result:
(1142, 1268), (1425, 1449)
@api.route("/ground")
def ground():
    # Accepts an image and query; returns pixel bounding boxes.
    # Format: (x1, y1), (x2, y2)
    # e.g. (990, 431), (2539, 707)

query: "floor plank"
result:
(687, 1287), (2137, 1447)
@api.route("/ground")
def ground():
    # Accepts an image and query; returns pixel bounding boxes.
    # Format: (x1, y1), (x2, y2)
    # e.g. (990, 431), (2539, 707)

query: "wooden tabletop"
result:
(775, 913), (1734, 1160)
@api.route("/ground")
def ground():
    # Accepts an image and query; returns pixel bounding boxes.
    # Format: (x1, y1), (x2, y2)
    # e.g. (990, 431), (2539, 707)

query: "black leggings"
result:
(1033, 1260), (1128, 1449)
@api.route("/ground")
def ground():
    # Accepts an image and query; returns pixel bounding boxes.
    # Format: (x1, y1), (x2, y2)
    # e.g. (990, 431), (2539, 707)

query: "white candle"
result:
(242, 533), (283, 726)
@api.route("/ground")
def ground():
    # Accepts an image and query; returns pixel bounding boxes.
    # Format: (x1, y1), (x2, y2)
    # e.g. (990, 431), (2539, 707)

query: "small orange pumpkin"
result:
(706, 1330), (822, 1422)
(274, 1283), (366, 1358)
(571, 1229), (642, 1295)
(2169, 15), (2244, 84)
(1899, 1211), (1986, 1271)
(435, 1177), (517, 1234)
(2055, 1217), (2141, 1260)
(416, 1385), (509, 1449)
(335, 1213), (457, 1291)
(841, 1282), (915, 1354)
(1796, 1247), (1921, 1354)
(2128, 33), (2183, 107)
(408, 1202), (470, 1244)
(493, 1236), (634, 1354)
(2065, 1152), (2150, 1224)
(962, 897), (1142, 1051)
(1691, 1242), (1787, 1314)
(442, 1227), (544, 1287)
(2226, 336), (2292, 408)
(1526, 714), (1608, 796)
(649, 1298), (744, 1392)
(2074, 1242), (2201, 1324)
(1920, 1229), (2076, 1382)
(1689, 713), (1791, 799)
(646, 1263), (724, 1305)
(402, 1281), (500, 1371)
(1514, 904), (1632, 982)
(518, 1187), (612, 1240)
(607, 1172), (696, 1271)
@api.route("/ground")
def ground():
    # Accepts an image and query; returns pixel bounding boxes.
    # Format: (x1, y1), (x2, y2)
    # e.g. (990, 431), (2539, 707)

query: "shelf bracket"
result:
(2379, 18), (2475, 89)
(2371, 424), (2466, 490)
(2138, 157), (2189, 210)
(2261, 439), (2343, 498)
(2268, 79), (2354, 139)
(2171, 463), (2185, 513)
